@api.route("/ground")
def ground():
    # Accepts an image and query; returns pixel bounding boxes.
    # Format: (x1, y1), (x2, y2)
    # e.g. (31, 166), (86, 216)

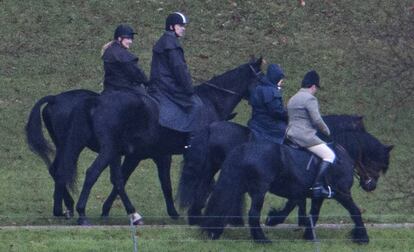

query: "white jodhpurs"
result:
(307, 143), (336, 163)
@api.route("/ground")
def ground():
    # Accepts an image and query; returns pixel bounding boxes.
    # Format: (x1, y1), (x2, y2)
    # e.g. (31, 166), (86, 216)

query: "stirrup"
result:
(311, 185), (335, 199)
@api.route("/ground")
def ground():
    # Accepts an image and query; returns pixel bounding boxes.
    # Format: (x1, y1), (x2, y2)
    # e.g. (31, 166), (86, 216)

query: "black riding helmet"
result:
(165, 12), (188, 31)
(114, 24), (137, 40)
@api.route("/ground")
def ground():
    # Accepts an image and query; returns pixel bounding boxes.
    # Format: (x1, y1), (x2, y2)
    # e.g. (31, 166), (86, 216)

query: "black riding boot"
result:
(311, 161), (335, 199)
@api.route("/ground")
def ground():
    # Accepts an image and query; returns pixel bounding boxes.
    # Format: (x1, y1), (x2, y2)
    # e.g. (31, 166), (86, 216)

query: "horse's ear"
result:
(386, 145), (394, 152)
(257, 56), (264, 67)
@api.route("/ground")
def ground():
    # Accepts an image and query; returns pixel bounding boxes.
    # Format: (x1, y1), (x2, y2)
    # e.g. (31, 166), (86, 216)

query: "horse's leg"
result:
(248, 191), (270, 243)
(101, 156), (141, 217)
(335, 194), (369, 244)
(153, 155), (179, 219)
(265, 199), (299, 226)
(187, 165), (217, 225)
(297, 199), (308, 226)
(303, 198), (324, 241)
(49, 148), (73, 218)
(76, 153), (112, 225)
(108, 156), (142, 225)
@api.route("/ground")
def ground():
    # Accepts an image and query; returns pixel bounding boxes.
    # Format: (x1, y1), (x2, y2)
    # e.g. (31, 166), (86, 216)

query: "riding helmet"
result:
(165, 12), (188, 31)
(301, 70), (320, 88)
(113, 24), (137, 40)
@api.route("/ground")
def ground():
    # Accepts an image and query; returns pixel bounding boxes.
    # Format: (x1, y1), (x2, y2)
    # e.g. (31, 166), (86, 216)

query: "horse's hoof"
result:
(298, 218), (308, 227)
(169, 212), (180, 220)
(265, 216), (284, 226)
(64, 210), (74, 220)
(77, 217), (91, 226)
(130, 212), (144, 226)
(351, 228), (369, 244)
(303, 228), (316, 241)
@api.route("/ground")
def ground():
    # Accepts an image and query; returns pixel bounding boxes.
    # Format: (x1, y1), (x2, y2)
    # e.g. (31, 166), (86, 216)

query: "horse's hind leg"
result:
(188, 167), (217, 225)
(50, 148), (74, 218)
(265, 199), (299, 226)
(335, 194), (369, 244)
(154, 155), (179, 220)
(101, 156), (141, 217)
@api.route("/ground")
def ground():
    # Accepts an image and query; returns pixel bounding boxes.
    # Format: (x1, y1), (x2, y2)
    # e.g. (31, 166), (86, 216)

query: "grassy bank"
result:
(0, 0), (413, 230)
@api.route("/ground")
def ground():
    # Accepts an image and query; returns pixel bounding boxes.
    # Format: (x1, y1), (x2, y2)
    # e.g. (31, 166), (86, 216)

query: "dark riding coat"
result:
(102, 41), (148, 92)
(149, 31), (205, 132)
(247, 75), (287, 144)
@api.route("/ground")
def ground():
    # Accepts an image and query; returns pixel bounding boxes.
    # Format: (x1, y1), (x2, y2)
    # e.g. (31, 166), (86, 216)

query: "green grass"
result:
(1, 0), (414, 250)
(1, 227), (414, 252)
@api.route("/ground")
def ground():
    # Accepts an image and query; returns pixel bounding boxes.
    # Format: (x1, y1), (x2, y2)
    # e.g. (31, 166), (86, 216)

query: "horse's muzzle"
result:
(360, 178), (377, 191)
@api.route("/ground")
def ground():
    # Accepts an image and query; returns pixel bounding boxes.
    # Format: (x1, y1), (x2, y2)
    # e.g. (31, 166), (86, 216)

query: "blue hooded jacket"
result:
(247, 64), (287, 144)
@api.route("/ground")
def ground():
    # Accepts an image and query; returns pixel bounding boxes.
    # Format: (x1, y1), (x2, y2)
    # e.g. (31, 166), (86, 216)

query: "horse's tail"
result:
(25, 95), (55, 168)
(61, 98), (96, 191)
(177, 126), (212, 209)
(202, 146), (247, 236)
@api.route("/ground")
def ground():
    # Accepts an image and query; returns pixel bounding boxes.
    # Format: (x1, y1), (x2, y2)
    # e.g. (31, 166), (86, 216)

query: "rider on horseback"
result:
(101, 24), (149, 93)
(286, 70), (336, 199)
(247, 64), (287, 144)
(149, 12), (206, 133)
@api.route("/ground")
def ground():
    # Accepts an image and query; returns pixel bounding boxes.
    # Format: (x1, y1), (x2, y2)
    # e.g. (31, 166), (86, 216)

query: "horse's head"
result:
(358, 143), (393, 192)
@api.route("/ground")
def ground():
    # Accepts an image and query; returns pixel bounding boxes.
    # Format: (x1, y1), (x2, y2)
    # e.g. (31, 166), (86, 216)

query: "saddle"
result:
(281, 138), (336, 172)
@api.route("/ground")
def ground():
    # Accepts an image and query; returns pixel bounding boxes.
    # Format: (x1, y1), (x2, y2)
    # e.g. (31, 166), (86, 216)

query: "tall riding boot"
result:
(311, 161), (335, 199)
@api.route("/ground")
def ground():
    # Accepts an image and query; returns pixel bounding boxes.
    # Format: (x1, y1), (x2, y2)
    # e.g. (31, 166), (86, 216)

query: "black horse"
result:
(178, 115), (392, 225)
(201, 140), (382, 243)
(38, 58), (263, 225)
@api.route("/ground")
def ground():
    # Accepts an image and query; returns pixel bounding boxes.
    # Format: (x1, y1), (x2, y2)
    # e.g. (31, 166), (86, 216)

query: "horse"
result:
(177, 115), (392, 225)
(44, 58), (263, 225)
(200, 140), (383, 243)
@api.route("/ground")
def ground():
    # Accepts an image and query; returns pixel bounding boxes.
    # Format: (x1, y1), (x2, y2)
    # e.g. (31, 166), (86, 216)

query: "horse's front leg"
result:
(265, 199), (301, 226)
(154, 155), (179, 219)
(109, 156), (142, 225)
(303, 198), (324, 241)
(76, 153), (111, 225)
(101, 156), (141, 217)
(248, 191), (270, 243)
(335, 194), (369, 244)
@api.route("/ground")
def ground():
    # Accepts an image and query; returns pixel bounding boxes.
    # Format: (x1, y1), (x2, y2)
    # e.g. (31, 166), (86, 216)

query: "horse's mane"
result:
(333, 131), (390, 174)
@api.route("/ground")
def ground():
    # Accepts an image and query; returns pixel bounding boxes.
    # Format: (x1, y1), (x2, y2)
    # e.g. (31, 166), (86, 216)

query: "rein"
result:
(203, 82), (243, 97)
(196, 63), (262, 98)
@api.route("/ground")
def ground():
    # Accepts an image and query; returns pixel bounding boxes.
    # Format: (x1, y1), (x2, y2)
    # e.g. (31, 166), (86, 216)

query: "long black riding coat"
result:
(149, 31), (205, 132)
(102, 41), (148, 92)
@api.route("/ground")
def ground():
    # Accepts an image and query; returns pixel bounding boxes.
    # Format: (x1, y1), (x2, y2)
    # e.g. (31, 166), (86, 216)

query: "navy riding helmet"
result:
(113, 24), (137, 40)
(165, 12), (188, 31)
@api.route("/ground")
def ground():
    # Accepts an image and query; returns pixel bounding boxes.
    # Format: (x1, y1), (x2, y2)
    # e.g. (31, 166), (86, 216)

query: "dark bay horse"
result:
(178, 115), (392, 225)
(34, 58), (263, 225)
(201, 141), (381, 243)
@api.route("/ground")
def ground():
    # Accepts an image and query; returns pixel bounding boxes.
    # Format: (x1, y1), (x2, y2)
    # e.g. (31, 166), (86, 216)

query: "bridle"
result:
(200, 63), (262, 98)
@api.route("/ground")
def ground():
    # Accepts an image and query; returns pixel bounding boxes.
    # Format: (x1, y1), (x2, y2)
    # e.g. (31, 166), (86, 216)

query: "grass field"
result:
(1, 226), (414, 252)
(1, 0), (414, 250)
